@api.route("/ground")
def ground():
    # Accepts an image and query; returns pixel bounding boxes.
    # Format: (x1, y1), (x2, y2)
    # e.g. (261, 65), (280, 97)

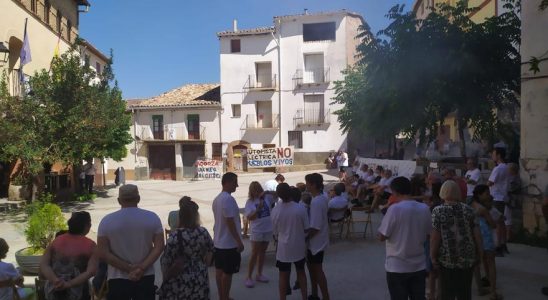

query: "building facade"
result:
(106, 84), (222, 181)
(217, 10), (364, 171)
(413, 0), (505, 22)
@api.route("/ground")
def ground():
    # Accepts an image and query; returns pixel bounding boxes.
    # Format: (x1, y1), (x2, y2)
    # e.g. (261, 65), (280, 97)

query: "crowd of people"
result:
(2, 146), (548, 300)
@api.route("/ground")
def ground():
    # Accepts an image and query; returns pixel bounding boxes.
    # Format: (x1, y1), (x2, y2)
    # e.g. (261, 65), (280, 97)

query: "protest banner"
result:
(356, 158), (417, 178)
(195, 159), (223, 179)
(247, 147), (294, 168)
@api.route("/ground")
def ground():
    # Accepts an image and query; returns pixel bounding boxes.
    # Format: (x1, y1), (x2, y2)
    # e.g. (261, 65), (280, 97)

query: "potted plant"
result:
(15, 194), (66, 274)
(8, 173), (31, 201)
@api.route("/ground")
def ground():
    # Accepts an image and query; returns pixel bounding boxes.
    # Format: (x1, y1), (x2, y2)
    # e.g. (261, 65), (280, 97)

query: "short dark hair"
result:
(305, 173), (324, 191)
(276, 183), (292, 202)
(334, 183), (346, 196)
(390, 177), (411, 196)
(493, 147), (506, 160)
(179, 198), (200, 229)
(275, 174), (285, 182)
(289, 187), (302, 203)
(222, 172), (238, 185)
(179, 196), (191, 208)
(68, 211), (91, 235)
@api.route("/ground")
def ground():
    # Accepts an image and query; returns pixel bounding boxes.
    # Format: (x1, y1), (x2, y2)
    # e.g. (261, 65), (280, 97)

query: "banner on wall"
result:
(247, 147), (294, 168)
(357, 158), (417, 179)
(195, 159), (223, 179)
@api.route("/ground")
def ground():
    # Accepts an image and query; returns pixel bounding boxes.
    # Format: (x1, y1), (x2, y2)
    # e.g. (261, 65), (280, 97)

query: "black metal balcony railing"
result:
(242, 114), (279, 129)
(139, 125), (206, 141)
(293, 109), (331, 127)
(244, 74), (277, 90)
(293, 67), (330, 87)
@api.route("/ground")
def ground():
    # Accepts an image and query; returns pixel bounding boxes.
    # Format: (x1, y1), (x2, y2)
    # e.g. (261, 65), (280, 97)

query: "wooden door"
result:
(187, 114), (200, 140)
(256, 101), (272, 128)
(148, 145), (176, 180)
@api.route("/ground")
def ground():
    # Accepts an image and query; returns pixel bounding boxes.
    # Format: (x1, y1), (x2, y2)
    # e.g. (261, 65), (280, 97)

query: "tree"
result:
(0, 40), (132, 190)
(333, 0), (521, 159)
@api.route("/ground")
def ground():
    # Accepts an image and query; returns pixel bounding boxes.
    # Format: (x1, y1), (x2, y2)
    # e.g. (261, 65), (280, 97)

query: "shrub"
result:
(24, 195), (66, 253)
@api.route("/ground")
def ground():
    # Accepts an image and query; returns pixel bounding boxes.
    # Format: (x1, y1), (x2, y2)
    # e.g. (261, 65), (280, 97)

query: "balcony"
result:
(293, 67), (330, 87)
(244, 74), (277, 91)
(242, 114), (279, 129)
(138, 125), (206, 141)
(293, 109), (331, 128)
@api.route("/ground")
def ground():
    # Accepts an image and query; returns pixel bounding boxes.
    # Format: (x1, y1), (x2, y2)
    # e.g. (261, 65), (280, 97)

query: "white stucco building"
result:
(217, 10), (365, 171)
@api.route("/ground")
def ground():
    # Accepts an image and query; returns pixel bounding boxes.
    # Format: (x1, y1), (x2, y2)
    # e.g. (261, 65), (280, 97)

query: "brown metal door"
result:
(148, 145), (176, 180)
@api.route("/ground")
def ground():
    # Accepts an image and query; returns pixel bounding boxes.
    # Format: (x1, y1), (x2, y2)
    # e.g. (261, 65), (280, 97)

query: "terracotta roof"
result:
(274, 10), (364, 22)
(128, 84), (221, 109)
(217, 26), (274, 37)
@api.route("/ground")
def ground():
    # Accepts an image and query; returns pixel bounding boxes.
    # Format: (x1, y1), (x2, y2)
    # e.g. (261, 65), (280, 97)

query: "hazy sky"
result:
(79, 0), (414, 99)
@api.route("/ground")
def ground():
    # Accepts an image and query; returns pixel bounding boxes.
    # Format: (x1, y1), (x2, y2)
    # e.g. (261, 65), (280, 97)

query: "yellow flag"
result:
(53, 36), (60, 57)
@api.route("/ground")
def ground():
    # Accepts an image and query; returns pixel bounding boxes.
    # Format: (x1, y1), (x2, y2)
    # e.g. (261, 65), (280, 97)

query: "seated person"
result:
(168, 196), (191, 229)
(328, 183), (349, 222)
(0, 238), (34, 300)
(357, 164), (369, 181)
(371, 170), (394, 211)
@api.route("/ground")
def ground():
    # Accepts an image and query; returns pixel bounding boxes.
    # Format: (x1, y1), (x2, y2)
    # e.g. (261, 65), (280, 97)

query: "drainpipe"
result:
(132, 109), (137, 163)
(276, 19), (282, 147)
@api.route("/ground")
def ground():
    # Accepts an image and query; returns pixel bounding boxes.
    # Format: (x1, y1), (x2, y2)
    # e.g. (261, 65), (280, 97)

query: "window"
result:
(304, 54), (325, 83)
(230, 39), (241, 53)
(31, 0), (37, 13)
(96, 62), (101, 75)
(231, 104), (241, 117)
(152, 115), (164, 140)
(303, 22), (336, 42)
(304, 94), (324, 124)
(56, 11), (62, 33)
(255, 62), (272, 88)
(288, 131), (303, 149)
(44, 0), (51, 24)
(187, 114), (200, 139)
(67, 20), (72, 42)
(84, 54), (90, 66)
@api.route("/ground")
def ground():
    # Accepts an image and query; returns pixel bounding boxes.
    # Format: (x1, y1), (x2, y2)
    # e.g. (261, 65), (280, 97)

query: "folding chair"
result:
(345, 206), (373, 239)
(329, 208), (350, 239)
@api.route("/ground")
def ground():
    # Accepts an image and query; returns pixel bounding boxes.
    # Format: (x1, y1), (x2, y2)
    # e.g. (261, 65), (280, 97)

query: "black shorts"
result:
(307, 249), (324, 264)
(493, 201), (506, 214)
(214, 247), (241, 274)
(276, 258), (306, 272)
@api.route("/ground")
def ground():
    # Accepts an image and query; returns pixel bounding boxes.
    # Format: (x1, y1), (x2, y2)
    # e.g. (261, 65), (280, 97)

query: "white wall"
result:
(520, 1), (548, 232)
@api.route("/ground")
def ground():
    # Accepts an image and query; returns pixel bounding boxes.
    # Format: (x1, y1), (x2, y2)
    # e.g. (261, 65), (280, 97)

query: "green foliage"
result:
(24, 198), (66, 251)
(0, 41), (132, 181)
(333, 0), (521, 157)
(75, 192), (97, 202)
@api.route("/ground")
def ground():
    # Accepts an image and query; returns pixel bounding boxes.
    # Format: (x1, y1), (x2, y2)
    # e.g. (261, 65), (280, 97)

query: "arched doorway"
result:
(226, 140), (250, 172)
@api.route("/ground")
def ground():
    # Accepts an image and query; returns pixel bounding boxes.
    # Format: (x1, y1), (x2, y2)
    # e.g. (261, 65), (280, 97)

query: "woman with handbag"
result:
(159, 197), (214, 300)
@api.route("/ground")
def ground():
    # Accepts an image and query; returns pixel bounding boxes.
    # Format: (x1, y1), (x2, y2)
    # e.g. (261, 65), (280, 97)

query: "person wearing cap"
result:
(97, 184), (164, 300)
(40, 211), (97, 300)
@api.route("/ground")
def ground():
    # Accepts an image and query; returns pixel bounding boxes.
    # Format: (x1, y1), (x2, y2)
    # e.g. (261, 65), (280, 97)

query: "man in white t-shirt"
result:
(84, 160), (97, 194)
(488, 147), (510, 254)
(271, 183), (310, 300)
(465, 158), (482, 204)
(212, 172), (243, 300)
(378, 177), (432, 299)
(328, 183), (348, 222)
(337, 150), (349, 181)
(97, 184), (164, 300)
(305, 173), (331, 300)
(264, 174), (285, 192)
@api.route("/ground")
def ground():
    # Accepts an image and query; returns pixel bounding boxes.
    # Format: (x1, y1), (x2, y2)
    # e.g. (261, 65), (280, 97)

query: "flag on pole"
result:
(53, 33), (60, 58)
(20, 19), (32, 66)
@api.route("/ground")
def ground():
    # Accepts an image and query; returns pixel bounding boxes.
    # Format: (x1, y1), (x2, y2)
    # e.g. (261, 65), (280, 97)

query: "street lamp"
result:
(0, 42), (9, 65)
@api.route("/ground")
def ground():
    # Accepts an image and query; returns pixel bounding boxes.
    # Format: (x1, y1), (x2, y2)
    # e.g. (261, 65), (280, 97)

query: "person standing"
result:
(271, 183), (310, 300)
(465, 158), (482, 204)
(305, 173), (330, 300)
(337, 150), (349, 181)
(244, 182), (273, 288)
(488, 147), (510, 254)
(84, 160), (96, 194)
(212, 172), (244, 300)
(431, 180), (483, 300)
(158, 198), (214, 300)
(378, 177), (432, 300)
(97, 184), (165, 300)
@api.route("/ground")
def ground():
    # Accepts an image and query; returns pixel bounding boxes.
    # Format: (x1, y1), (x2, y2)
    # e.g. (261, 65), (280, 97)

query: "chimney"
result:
(304, 8), (308, 15)
(233, 19), (238, 32)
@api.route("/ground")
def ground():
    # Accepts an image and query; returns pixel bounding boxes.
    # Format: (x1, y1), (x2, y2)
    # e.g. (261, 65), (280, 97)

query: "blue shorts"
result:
(479, 218), (495, 251)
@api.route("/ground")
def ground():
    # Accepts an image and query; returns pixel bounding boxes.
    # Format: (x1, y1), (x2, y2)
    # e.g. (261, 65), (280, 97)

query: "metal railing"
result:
(244, 74), (277, 90)
(243, 113), (279, 129)
(293, 109), (331, 127)
(293, 67), (330, 86)
(138, 124), (206, 141)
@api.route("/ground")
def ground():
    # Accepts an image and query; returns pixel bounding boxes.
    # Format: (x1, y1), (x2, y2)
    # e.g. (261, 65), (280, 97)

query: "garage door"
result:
(148, 145), (176, 180)
(182, 144), (205, 178)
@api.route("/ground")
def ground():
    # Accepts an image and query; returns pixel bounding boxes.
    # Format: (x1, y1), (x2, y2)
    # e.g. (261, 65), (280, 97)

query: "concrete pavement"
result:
(1, 169), (548, 299)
